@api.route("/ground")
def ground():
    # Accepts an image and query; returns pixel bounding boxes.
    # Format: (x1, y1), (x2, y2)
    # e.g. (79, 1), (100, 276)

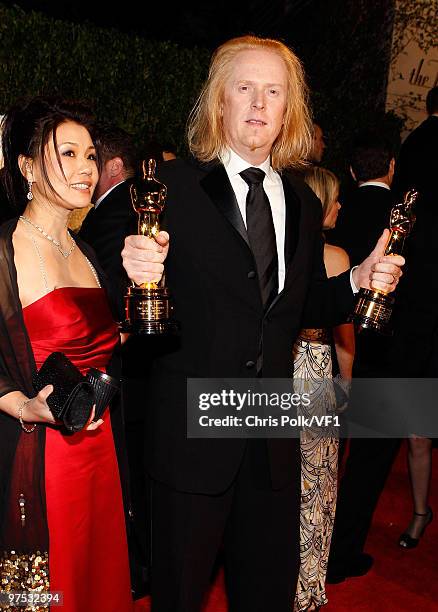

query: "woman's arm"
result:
(0, 387), (56, 423)
(332, 323), (355, 379)
(0, 387), (103, 430)
(324, 244), (355, 379)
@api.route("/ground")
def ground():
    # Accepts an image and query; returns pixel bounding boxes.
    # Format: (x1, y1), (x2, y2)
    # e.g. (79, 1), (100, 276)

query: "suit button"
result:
(246, 360), (255, 368)
(247, 270), (256, 279)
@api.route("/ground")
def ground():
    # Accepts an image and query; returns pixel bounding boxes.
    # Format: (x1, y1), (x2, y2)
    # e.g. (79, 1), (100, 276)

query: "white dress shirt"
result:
(220, 148), (358, 294)
(221, 148), (286, 291)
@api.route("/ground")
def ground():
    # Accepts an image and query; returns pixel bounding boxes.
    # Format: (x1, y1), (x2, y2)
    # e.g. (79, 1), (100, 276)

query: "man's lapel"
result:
(200, 163), (250, 248)
(199, 163), (303, 312)
(282, 172), (301, 276)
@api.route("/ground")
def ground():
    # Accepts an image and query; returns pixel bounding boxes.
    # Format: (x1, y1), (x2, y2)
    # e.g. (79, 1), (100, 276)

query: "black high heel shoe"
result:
(399, 507), (433, 549)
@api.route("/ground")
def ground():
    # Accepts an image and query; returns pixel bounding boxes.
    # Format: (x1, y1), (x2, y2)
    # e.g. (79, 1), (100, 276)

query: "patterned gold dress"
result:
(293, 328), (339, 611)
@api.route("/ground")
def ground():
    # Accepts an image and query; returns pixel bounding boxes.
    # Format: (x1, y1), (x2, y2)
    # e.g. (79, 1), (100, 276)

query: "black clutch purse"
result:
(33, 352), (95, 433)
(86, 368), (120, 420)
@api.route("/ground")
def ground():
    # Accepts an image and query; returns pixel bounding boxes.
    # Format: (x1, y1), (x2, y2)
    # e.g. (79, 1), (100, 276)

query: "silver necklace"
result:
(24, 224), (50, 294)
(21, 221), (101, 293)
(19, 215), (76, 259)
(86, 259), (101, 288)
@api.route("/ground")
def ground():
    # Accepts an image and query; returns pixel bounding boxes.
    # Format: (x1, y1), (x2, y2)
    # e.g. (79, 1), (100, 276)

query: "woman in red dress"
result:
(0, 97), (133, 611)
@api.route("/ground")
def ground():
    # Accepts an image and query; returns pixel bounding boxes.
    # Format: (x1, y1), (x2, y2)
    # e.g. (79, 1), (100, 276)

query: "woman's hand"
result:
(22, 387), (104, 431)
(85, 405), (104, 431)
(21, 385), (57, 424)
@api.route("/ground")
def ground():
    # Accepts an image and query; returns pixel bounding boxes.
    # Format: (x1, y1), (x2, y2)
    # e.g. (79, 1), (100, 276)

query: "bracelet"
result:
(18, 398), (36, 433)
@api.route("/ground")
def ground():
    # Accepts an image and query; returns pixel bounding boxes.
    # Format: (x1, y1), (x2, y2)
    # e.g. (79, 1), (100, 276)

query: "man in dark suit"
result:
(393, 86), (438, 212)
(327, 132), (402, 583)
(121, 36), (404, 611)
(332, 131), (396, 268)
(385, 87), (438, 550)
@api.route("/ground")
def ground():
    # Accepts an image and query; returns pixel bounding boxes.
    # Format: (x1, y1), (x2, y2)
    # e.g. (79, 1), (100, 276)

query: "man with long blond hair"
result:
(121, 35), (404, 611)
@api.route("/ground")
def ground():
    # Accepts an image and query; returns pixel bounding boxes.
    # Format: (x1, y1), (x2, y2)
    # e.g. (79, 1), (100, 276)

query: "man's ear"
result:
(18, 155), (34, 180)
(389, 157), (395, 175)
(108, 157), (124, 178)
(349, 165), (357, 182)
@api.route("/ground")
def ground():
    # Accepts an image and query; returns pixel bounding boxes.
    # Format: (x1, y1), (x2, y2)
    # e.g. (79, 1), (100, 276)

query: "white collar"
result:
(94, 179), (126, 209)
(221, 148), (275, 181)
(358, 180), (390, 191)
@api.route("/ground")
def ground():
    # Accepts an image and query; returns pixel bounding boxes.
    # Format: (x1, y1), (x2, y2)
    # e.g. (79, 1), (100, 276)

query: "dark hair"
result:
(1, 96), (97, 212)
(140, 139), (170, 165)
(94, 123), (137, 176)
(426, 87), (438, 115)
(161, 141), (177, 155)
(350, 130), (394, 182)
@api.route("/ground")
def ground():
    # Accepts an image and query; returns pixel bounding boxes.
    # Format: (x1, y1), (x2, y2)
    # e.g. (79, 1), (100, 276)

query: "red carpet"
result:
(135, 441), (438, 611)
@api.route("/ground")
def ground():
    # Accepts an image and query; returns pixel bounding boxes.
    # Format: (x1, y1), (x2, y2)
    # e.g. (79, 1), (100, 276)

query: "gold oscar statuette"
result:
(349, 189), (418, 334)
(122, 159), (179, 335)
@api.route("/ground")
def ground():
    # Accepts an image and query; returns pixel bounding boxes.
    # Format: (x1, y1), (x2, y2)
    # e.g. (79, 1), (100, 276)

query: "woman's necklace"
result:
(19, 217), (101, 292)
(19, 215), (76, 259)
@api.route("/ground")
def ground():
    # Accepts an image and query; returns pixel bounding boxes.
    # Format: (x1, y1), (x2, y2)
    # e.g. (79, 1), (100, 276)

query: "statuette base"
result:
(121, 286), (179, 335)
(349, 288), (395, 335)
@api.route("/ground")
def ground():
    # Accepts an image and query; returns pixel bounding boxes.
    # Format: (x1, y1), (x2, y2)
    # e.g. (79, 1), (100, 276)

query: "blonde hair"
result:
(303, 166), (339, 222)
(187, 35), (313, 171)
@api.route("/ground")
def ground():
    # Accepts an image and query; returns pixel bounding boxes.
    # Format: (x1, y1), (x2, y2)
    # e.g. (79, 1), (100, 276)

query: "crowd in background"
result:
(0, 35), (435, 612)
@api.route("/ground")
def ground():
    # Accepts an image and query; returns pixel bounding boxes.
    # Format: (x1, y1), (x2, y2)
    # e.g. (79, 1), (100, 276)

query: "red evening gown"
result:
(23, 287), (133, 612)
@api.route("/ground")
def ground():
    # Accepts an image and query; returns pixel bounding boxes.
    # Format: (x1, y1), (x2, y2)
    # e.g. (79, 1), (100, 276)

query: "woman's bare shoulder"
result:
(324, 243), (350, 277)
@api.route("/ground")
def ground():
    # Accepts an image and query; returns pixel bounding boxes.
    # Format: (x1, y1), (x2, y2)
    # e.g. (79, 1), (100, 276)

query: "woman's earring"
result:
(27, 180), (33, 201)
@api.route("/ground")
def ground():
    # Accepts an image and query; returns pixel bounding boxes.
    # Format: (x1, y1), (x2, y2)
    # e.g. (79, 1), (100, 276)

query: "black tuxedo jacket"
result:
(80, 180), (136, 320)
(333, 185), (395, 267)
(389, 117), (438, 376)
(393, 115), (438, 209)
(141, 158), (354, 494)
(389, 208), (438, 377)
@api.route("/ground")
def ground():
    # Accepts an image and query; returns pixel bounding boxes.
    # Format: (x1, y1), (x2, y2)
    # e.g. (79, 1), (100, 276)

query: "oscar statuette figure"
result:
(350, 189), (418, 334)
(122, 159), (179, 335)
